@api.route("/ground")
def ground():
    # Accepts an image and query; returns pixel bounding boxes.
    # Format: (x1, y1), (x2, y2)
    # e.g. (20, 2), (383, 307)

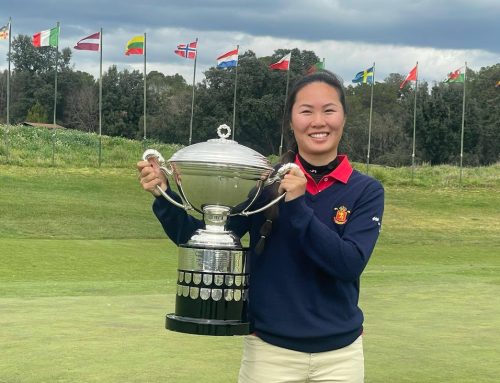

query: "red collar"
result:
(294, 154), (353, 195)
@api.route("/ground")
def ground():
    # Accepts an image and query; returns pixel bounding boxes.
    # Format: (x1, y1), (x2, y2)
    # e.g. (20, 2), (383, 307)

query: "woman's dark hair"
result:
(281, 70), (347, 164)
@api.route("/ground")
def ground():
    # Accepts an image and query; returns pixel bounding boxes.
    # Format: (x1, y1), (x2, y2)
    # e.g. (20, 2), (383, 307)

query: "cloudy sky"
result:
(1, 0), (499, 85)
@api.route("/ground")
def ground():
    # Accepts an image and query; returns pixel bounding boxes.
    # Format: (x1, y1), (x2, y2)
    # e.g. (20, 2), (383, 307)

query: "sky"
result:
(1, 0), (499, 86)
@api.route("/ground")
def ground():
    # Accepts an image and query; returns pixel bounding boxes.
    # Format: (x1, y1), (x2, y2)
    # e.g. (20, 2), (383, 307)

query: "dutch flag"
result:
(217, 48), (239, 68)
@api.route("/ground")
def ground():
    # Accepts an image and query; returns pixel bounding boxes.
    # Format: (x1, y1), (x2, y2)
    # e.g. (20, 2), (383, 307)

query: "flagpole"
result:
(232, 44), (239, 140)
(188, 37), (198, 145)
(411, 61), (418, 181)
(52, 21), (60, 166)
(143, 32), (147, 141)
(98, 27), (103, 167)
(5, 17), (11, 161)
(459, 62), (467, 185)
(279, 56), (291, 157)
(366, 62), (375, 173)
(278, 69), (291, 157)
(6, 17), (11, 126)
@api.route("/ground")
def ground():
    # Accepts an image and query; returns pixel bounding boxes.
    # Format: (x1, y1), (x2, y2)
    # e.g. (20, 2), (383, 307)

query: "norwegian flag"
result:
(175, 41), (197, 59)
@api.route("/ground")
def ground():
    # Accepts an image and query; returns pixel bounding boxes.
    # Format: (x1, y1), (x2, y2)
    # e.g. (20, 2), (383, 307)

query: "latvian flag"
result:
(74, 32), (100, 51)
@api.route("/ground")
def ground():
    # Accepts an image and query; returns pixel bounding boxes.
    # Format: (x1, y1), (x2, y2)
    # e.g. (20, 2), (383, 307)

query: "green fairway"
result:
(1, 164), (499, 382)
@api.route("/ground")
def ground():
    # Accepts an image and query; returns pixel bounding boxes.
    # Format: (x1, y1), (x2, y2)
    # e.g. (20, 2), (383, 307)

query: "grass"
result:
(1, 129), (500, 381)
(2, 123), (499, 188)
(0, 124), (181, 168)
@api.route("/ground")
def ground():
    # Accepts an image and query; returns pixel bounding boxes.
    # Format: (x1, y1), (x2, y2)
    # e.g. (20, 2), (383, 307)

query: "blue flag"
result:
(352, 67), (374, 84)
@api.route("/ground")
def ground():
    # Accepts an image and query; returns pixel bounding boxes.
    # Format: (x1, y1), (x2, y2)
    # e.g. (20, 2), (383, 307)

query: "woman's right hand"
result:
(137, 159), (168, 197)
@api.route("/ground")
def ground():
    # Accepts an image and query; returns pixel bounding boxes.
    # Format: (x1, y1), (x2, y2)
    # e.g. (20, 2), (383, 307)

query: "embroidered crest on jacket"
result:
(333, 206), (351, 224)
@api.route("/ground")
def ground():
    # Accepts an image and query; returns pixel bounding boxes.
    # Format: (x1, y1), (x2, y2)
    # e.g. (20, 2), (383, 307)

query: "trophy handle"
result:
(240, 163), (300, 217)
(142, 149), (193, 211)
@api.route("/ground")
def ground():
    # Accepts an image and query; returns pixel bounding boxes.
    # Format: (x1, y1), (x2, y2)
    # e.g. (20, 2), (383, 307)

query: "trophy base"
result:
(167, 245), (250, 336)
(166, 314), (250, 336)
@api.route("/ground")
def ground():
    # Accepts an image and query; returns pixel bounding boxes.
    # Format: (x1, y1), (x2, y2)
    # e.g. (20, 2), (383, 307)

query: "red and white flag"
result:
(175, 41), (197, 59)
(400, 65), (418, 89)
(269, 53), (291, 70)
(74, 32), (100, 51)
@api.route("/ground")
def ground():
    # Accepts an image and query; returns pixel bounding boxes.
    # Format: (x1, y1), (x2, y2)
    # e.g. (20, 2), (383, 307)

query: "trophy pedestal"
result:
(166, 245), (250, 336)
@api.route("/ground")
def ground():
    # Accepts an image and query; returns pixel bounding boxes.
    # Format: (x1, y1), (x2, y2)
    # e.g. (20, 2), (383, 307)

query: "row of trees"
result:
(0, 35), (499, 165)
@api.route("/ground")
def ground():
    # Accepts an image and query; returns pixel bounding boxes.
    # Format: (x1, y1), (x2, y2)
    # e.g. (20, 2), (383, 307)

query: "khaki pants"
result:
(238, 335), (364, 383)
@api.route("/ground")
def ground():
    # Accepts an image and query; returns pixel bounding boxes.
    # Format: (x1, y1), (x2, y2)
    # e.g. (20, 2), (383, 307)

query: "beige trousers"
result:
(238, 335), (364, 383)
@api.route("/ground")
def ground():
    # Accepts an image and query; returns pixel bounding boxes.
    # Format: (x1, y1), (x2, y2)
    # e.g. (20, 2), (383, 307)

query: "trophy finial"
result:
(217, 124), (231, 139)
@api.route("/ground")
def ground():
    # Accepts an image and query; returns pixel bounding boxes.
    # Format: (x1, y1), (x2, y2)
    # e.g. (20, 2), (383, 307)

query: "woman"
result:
(138, 70), (384, 383)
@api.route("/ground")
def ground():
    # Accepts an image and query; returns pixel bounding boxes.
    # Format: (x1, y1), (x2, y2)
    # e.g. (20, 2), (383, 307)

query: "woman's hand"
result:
(136, 159), (168, 197)
(278, 166), (307, 201)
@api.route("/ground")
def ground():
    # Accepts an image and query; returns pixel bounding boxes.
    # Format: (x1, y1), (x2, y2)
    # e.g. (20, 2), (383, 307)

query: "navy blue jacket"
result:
(153, 156), (384, 353)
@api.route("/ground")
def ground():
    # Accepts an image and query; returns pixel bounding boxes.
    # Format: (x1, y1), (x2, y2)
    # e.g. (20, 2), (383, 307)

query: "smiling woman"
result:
(289, 81), (346, 165)
(233, 70), (385, 383)
(138, 70), (385, 383)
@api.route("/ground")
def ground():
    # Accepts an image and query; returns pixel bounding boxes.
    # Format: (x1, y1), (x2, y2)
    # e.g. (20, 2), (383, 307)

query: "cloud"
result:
(0, 1), (498, 85)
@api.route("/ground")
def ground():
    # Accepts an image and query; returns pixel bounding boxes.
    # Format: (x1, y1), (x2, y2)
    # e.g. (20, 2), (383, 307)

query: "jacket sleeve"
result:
(279, 181), (384, 281)
(152, 189), (204, 246)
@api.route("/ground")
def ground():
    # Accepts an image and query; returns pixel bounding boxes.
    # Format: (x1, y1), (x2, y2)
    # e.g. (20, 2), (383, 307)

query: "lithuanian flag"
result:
(125, 35), (144, 55)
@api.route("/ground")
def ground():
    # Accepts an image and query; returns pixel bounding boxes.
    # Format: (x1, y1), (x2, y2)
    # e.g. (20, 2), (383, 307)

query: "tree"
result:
(26, 101), (48, 122)
(194, 49), (321, 154)
(145, 71), (192, 144)
(101, 66), (144, 138)
(9, 35), (73, 124)
(65, 85), (98, 132)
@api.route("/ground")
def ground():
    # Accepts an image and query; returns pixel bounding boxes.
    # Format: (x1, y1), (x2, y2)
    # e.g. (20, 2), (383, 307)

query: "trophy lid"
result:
(168, 124), (272, 170)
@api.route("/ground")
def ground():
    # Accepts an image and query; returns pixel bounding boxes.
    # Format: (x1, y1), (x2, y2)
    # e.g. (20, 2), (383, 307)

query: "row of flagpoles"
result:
(1, 20), (498, 178)
(397, 62), (468, 182)
(342, 61), (473, 183)
(0, 21), (298, 159)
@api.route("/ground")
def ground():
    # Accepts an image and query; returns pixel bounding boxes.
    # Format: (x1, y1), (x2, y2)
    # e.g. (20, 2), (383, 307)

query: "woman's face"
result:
(290, 81), (345, 165)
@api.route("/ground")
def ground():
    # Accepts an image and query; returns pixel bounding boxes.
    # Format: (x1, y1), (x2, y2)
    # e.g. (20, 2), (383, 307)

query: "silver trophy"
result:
(142, 124), (297, 336)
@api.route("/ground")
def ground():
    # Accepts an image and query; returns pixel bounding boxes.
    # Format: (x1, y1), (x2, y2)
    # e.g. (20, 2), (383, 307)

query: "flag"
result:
(0, 24), (9, 40)
(32, 26), (59, 47)
(270, 53), (291, 70)
(217, 48), (238, 68)
(307, 61), (324, 74)
(74, 32), (100, 51)
(400, 65), (417, 89)
(444, 68), (464, 83)
(125, 35), (144, 55)
(175, 41), (197, 59)
(496, 80), (500, 88)
(352, 67), (374, 84)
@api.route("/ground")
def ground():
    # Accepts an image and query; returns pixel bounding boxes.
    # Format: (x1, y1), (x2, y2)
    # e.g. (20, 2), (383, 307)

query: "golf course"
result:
(1, 126), (499, 382)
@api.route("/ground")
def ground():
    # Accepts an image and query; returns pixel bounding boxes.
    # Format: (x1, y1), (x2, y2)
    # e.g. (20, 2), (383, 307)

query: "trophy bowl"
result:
(143, 124), (296, 336)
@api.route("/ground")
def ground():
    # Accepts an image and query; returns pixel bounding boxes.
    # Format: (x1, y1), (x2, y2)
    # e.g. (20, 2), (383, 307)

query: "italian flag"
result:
(33, 27), (59, 48)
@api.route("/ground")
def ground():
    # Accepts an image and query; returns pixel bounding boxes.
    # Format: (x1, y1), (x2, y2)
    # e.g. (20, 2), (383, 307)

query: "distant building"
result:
(22, 122), (65, 129)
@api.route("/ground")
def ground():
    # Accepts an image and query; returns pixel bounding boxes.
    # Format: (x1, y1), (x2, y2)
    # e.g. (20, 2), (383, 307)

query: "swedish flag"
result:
(352, 67), (374, 84)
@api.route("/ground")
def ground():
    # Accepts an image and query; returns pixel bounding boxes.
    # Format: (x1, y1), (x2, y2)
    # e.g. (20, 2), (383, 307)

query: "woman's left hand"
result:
(278, 167), (307, 201)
